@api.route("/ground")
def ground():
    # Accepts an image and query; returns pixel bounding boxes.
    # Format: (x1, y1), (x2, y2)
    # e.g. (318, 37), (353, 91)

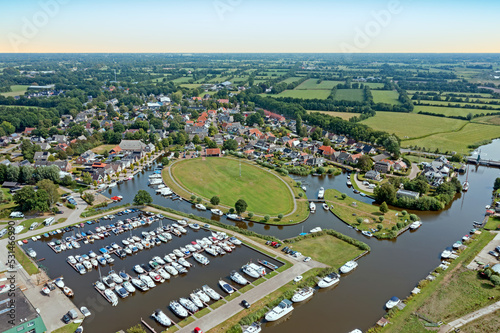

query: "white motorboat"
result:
(177, 219), (188, 226)
(170, 300), (188, 318)
(157, 268), (171, 280)
(219, 279), (235, 294)
(189, 223), (201, 230)
(203, 284), (221, 300)
(152, 309), (172, 327)
(385, 296), (401, 309)
(164, 265), (178, 276)
(173, 249), (184, 258)
(322, 203), (329, 210)
(349, 330), (363, 333)
(230, 271), (249, 285)
(123, 281), (136, 293)
(302, 186), (307, 191)
(134, 265), (145, 274)
(163, 254), (173, 263)
(361, 231), (373, 237)
(190, 293), (204, 308)
(114, 285), (129, 298)
(318, 187), (325, 199)
(195, 203), (206, 210)
(340, 261), (358, 274)
(140, 275), (156, 288)
(178, 258), (191, 268)
(109, 272), (123, 284)
(104, 289), (118, 306)
(347, 181), (352, 186)
(242, 264), (260, 278)
(179, 297), (199, 313)
(205, 247), (218, 256)
(265, 299), (294, 321)
(309, 202), (316, 212)
(82, 261), (92, 270)
(187, 243), (199, 252)
(226, 214), (243, 221)
(153, 256), (166, 265)
(291, 287), (314, 302)
(54, 278), (64, 288)
(149, 271), (164, 283)
(441, 247), (453, 259)
(194, 289), (211, 303)
(248, 263), (266, 277)
(409, 221), (422, 230)
(229, 237), (242, 245)
(243, 322), (262, 333)
(27, 248), (37, 258)
(171, 262), (187, 274)
(131, 278), (149, 291)
(94, 281), (106, 291)
(210, 209), (224, 216)
(80, 306), (91, 317)
(318, 272), (340, 288)
(67, 256), (76, 264)
(310, 227), (322, 233)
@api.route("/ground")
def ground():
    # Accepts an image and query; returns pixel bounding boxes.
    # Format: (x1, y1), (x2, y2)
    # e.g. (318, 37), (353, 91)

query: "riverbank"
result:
(324, 188), (414, 239)
(374, 231), (497, 333)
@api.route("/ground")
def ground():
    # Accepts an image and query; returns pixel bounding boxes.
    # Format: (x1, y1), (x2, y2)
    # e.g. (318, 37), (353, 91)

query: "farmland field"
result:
(0, 85), (29, 97)
(333, 89), (364, 102)
(364, 82), (384, 88)
(361, 112), (466, 139)
(372, 90), (401, 104)
(472, 115), (500, 126)
(403, 122), (500, 153)
(295, 79), (343, 90)
(279, 76), (304, 84)
(413, 105), (499, 117)
(275, 89), (331, 99)
(180, 83), (202, 89)
(307, 110), (359, 120)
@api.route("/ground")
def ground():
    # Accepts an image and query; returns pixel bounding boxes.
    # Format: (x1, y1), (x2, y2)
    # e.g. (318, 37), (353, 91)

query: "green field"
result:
(295, 79), (343, 90)
(361, 112), (466, 139)
(0, 85), (29, 97)
(279, 76), (304, 84)
(372, 90), (401, 104)
(364, 82), (385, 89)
(275, 89), (331, 100)
(414, 105), (500, 117)
(289, 234), (364, 268)
(473, 115), (500, 126)
(404, 122), (500, 153)
(333, 89), (364, 102)
(169, 158), (294, 215)
(307, 110), (360, 120)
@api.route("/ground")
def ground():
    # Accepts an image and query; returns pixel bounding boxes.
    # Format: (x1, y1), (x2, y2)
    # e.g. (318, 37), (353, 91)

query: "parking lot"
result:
(467, 232), (500, 270)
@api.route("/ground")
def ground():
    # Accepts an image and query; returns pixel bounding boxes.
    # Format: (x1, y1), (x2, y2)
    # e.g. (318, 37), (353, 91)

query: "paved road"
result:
(408, 163), (420, 180)
(439, 300), (500, 332)
(352, 172), (374, 194)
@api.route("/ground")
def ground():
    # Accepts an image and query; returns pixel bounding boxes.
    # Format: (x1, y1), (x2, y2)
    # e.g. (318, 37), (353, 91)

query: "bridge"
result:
(466, 158), (500, 168)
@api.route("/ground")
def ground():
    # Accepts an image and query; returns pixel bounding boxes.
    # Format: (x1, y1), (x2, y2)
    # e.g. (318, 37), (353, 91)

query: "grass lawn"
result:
(325, 188), (409, 236)
(167, 158), (294, 216)
(194, 307), (211, 318)
(333, 89), (364, 102)
(382, 232), (495, 333)
(224, 291), (241, 302)
(17, 217), (46, 234)
(307, 110), (360, 120)
(473, 115), (500, 126)
(252, 278), (266, 287)
(177, 316), (195, 327)
(403, 123), (500, 153)
(52, 323), (81, 333)
(180, 83), (202, 89)
(209, 299), (226, 310)
(372, 90), (401, 104)
(484, 216), (500, 231)
(288, 234), (364, 268)
(275, 89), (331, 100)
(13, 244), (39, 275)
(238, 284), (254, 294)
(90, 144), (116, 154)
(0, 85), (29, 97)
(361, 112), (466, 139)
(279, 76), (303, 84)
(459, 309), (500, 333)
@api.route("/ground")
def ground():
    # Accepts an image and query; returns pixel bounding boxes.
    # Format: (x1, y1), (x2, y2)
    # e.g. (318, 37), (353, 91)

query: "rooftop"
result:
(0, 288), (43, 332)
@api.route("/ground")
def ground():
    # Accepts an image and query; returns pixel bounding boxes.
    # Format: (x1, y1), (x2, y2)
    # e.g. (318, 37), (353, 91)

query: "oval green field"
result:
(170, 158), (294, 216)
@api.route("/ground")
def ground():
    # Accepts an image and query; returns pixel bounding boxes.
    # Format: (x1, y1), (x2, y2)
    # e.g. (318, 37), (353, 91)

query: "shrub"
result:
(377, 224), (383, 230)
(66, 203), (75, 209)
(396, 222), (403, 229)
(379, 216), (384, 222)
(278, 214), (284, 220)
(410, 214), (419, 221)
(229, 208), (235, 214)
(264, 215), (270, 222)
(196, 197), (202, 204)
(248, 212), (254, 218)
(491, 275), (500, 286)
(341, 193), (347, 200)
(401, 210), (407, 216)
(190, 195), (196, 201)
(356, 217), (363, 224)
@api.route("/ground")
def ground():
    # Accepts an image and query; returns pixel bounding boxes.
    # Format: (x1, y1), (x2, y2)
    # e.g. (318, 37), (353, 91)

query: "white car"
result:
(303, 257), (311, 262)
(10, 212), (24, 218)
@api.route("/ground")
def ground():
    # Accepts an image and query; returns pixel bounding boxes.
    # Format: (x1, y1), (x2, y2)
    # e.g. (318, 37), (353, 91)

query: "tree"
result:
(196, 197), (202, 204)
(295, 115), (303, 136)
(356, 217), (363, 224)
(278, 213), (284, 220)
(36, 179), (59, 207)
(34, 189), (50, 212)
(341, 193), (347, 200)
(82, 193), (95, 205)
(357, 155), (374, 172)
(248, 212), (254, 218)
(490, 275), (500, 286)
(264, 215), (270, 222)
(14, 186), (36, 211)
(210, 196), (220, 206)
(192, 135), (201, 145)
(374, 183), (396, 204)
(208, 125), (218, 136)
(133, 190), (152, 205)
(82, 172), (92, 185)
(235, 199), (248, 215)
(379, 216), (384, 222)
(222, 139), (238, 151)
(126, 324), (147, 333)
(379, 201), (389, 214)
(494, 178), (500, 191)
(383, 135), (400, 158)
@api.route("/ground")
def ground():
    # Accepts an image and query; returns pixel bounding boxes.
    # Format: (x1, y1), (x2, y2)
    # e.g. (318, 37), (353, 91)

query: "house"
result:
(24, 127), (36, 135)
(0, 288), (47, 333)
(362, 145), (376, 155)
(55, 143), (68, 151)
(374, 161), (392, 174)
(306, 157), (324, 167)
(205, 148), (221, 157)
(75, 150), (96, 164)
(318, 145), (335, 157)
(393, 160), (407, 171)
(119, 140), (147, 154)
(51, 135), (68, 144)
(334, 151), (351, 164)
(347, 153), (363, 165)
(365, 170), (381, 181)
(396, 189), (420, 200)
(34, 151), (50, 162)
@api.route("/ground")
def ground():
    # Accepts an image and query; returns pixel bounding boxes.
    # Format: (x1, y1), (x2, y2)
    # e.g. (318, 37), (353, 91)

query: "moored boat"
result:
(219, 279), (234, 294)
(318, 272), (340, 288)
(340, 261), (358, 274)
(309, 202), (316, 212)
(170, 300), (189, 318)
(291, 287), (314, 302)
(230, 271), (249, 285)
(203, 284), (221, 300)
(264, 299), (294, 321)
(409, 221), (422, 230)
(385, 296), (400, 309)
(152, 309), (172, 326)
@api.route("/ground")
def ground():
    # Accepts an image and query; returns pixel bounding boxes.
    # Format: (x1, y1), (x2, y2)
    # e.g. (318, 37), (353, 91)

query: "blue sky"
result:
(1, 0), (499, 53)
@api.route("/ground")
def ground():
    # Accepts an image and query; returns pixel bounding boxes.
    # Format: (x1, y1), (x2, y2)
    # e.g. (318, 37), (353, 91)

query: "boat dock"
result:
(258, 260), (278, 271)
(140, 318), (158, 333)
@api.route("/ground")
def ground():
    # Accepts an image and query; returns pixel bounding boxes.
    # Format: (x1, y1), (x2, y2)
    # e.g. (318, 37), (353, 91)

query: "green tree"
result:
(248, 212), (254, 218)
(383, 135), (400, 158)
(82, 172), (92, 185)
(133, 190), (153, 205)
(494, 178), (500, 191)
(379, 216), (385, 222)
(341, 193), (347, 200)
(222, 139), (238, 151)
(82, 193), (95, 205)
(210, 196), (220, 206)
(374, 183), (396, 204)
(356, 217), (363, 224)
(13, 186), (36, 211)
(36, 179), (59, 207)
(357, 155), (374, 172)
(379, 201), (389, 214)
(235, 199), (248, 215)
(208, 125), (218, 136)
(196, 197), (202, 204)
(126, 324), (147, 333)
(278, 213), (284, 220)
(192, 135), (201, 145)
(490, 275), (500, 286)
(264, 215), (270, 222)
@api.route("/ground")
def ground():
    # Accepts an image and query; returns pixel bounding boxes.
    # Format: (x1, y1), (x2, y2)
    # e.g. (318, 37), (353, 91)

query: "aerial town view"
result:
(1, 1), (500, 333)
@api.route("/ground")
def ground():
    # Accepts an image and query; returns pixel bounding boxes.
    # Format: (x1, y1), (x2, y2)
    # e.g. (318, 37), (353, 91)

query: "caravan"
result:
(44, 217), (55, 226)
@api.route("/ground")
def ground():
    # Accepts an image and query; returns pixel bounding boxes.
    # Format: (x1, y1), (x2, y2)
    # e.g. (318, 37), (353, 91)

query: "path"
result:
(409, 163), (420, 180)
(352, 172), (373, 193)
(439, 300), (500, 332)
(165, 158), (298, 218)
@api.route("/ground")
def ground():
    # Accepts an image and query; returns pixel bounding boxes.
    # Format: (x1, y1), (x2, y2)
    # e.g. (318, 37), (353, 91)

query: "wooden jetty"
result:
(258, 259), (278, 271)
(140, 318), (157, 333)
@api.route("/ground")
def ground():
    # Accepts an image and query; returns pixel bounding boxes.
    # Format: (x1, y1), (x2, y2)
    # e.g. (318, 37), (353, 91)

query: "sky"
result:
(0, 0), (499, 53)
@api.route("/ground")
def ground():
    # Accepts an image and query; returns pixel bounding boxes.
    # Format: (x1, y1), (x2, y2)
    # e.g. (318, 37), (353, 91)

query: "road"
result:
(439, 300), (500, 332)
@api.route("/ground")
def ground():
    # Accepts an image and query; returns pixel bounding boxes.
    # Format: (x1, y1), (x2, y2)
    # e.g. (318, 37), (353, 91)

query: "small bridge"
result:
(308, 199), (326, 203)
(467, 158), (500, 168)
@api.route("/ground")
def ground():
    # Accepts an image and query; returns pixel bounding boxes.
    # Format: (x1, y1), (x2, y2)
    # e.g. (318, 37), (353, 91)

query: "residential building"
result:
(374, 161), (392, 174)
(0, 287), (47, 333)
(365, 170), (381, 181)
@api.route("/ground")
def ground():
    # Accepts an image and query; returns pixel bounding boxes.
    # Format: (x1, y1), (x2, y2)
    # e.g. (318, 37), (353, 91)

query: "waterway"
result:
(39, 140), (500, 332)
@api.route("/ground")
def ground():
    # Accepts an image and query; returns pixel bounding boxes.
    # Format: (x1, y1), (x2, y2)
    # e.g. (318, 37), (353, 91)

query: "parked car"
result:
(194, 327), (204, 333)
(495, 246), (500, 253)
(241, 300), (251, 309)
(273, 243), (282, 248)
(488, 251), (499, 258)
(282, 246), (289, 252)
(62, 313), (71, 324)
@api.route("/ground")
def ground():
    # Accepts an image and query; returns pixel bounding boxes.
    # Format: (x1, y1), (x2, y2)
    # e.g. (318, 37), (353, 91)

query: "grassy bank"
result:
(81, 203), (131, 218)
(378, 231), (496, 333)
(484, 216), (500, 231)
(12, 244), (39, 275)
